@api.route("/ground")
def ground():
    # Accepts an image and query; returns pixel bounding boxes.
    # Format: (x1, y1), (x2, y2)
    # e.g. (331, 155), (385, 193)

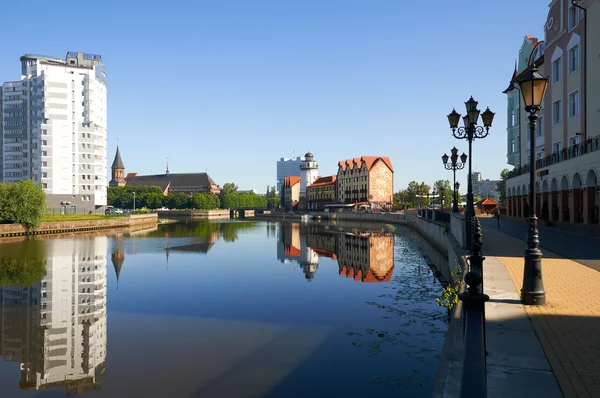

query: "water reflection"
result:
(0, 238), (107, 395)
(277, 223), (395, 282)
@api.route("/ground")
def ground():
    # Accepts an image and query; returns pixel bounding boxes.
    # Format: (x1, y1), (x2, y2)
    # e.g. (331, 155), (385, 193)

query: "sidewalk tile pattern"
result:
(483, 226), (600, 398)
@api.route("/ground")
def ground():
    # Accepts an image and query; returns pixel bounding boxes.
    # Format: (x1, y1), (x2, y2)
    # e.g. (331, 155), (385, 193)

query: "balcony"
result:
(507, 134), (600, 179)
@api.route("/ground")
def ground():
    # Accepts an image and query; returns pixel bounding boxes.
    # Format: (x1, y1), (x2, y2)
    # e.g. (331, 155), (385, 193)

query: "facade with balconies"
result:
(504, 0), (599, 225)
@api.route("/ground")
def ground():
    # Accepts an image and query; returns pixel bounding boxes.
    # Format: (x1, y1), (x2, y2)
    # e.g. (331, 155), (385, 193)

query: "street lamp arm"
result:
(452, 125), (489, 140)
(443, 162), (466, 171)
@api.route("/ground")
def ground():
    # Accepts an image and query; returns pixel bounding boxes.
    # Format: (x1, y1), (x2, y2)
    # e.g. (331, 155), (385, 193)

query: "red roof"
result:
(284, 175), (301, 187)
(476, 198), (499, 206)
(337, 156), (394, 172)
(308, 175), (337, 188)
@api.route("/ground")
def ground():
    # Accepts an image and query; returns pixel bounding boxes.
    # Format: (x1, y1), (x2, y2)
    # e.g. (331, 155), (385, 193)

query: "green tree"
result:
(497, 168), (510, 203)
(0, 180), (46, 231)
(220, 183), (238, 195)
(404, 181), (430, 209)
(432, 179), (453, 209)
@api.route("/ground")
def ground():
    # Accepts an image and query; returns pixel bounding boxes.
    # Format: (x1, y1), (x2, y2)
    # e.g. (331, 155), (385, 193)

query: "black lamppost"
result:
(455, 181), (460, 209)
(442, 147), (467, 213)
(517, 65), (549, 305)
(447, 98), (495, 243)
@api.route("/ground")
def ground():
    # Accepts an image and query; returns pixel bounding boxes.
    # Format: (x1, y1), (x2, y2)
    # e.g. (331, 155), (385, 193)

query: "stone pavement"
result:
(480, 217), (600, 398)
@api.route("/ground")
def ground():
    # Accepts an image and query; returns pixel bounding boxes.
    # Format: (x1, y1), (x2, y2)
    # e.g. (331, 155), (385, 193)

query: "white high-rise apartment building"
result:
(276, 156), (304, 193)
(0, 51), (108, 212)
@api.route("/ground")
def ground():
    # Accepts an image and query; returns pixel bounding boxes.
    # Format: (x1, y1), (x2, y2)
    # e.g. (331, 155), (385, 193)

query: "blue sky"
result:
(0, 0), (550, 192)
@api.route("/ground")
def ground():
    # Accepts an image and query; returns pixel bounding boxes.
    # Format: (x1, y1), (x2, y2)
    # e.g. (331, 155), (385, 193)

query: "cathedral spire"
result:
(109, 146), (126, 187)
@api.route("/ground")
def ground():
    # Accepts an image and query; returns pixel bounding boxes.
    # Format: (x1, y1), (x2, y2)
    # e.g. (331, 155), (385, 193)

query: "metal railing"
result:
(458, 218), (489, 397)
(508, 134), (600, 179)
(417, 209), (450, 223)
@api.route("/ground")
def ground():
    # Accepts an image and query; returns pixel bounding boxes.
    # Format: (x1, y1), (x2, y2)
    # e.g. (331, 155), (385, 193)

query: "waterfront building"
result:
(336, 156), (394, 210)
(0, 52), (108, 213)
(276, 156), (304, 193)
(109, 148), (220, 196)
(283, 176), (300, 210)
(504, 1), (600, 224)
(470, 172), (501, 201)
(299, 152), (319, 201)
(0, 238), (107, 393)
(306, 175), (337, 210)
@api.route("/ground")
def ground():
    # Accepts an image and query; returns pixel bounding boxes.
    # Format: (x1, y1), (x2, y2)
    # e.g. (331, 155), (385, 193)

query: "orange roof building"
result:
(283, 176), (301, 210)
(306, 175), (337, 210)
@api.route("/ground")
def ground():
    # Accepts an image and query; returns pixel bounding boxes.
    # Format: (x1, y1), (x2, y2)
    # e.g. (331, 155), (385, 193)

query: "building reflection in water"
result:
(0, 237), (108, 395)
(277, 222), (395, 282)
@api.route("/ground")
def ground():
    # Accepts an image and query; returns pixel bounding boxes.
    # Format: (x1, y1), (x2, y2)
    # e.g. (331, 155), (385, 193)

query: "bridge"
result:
(230, 208), (271, 218)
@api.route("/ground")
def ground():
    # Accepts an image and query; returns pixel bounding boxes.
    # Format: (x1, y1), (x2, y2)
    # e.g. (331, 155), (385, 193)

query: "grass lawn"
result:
(43, 214), (128, 223)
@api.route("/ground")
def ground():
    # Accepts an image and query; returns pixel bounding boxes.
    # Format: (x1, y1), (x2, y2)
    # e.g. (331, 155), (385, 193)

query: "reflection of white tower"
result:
(299, 231), (319, 281)
(300, 152), (319, 200)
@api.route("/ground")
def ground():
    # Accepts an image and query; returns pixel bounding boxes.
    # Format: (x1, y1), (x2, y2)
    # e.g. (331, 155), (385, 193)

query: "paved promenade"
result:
(479, 217), (600, 398)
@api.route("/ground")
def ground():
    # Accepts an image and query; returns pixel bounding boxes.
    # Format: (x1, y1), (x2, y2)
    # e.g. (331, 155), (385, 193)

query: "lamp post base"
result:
(521, 215), (546, 305)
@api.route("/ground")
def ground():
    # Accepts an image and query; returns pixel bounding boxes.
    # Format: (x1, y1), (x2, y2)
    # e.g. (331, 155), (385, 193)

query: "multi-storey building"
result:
(276, 156), (304, 193)
(283, 175), (300, 210)
(306, 176), (337, 210)
(336, 156), (394, 210)
(0, 237), (107, 394)
(470, 172), (501, 201)
(0, 52), (108, 213)
(504, 0), (599, 225)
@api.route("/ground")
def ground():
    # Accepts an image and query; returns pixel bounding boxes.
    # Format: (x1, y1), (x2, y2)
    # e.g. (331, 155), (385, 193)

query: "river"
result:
(0, 220), (448, 398)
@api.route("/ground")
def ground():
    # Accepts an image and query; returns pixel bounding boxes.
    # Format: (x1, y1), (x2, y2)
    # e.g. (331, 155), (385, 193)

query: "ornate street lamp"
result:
(517, 65), (549, 305)
(447, 98), (494, 244)
(442, 147), (467, 213)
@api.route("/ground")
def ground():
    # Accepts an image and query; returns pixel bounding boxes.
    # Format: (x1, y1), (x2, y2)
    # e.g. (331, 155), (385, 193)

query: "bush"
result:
(0, 180), (46, 231)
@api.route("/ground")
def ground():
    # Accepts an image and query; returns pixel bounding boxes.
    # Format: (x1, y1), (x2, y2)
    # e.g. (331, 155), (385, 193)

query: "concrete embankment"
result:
(0, 214), (158, 238)
(156, 209), (230, 219)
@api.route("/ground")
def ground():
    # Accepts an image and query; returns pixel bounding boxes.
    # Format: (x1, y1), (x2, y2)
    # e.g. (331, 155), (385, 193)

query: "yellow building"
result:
(306, 176), (337, 210)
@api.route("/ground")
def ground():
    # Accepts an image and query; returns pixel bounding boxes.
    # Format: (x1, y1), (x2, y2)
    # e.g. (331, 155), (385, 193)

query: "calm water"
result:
(0, 220), (448, 398)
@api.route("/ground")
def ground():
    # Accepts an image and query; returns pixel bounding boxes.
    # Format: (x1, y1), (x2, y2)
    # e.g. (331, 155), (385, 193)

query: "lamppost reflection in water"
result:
(277, 222), (395, 282)
(0, 237), (108, 395)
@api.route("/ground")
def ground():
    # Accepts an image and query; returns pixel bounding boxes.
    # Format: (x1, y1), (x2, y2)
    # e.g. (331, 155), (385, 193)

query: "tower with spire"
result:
(109, 146), (126, 187)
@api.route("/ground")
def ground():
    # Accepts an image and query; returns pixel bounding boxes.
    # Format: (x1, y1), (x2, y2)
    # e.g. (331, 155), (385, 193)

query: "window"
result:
(42, 172), (47, 178)
(537, 116), (544, 137)
(553, 141), (562, 153)
(569, 45), (579, 73)
(536, 151), (544, 160)
(553, 99), (562, 124)
(515, 135), (520, 152)
(41, 151), (47, 156)
(552, 57), (562, 84)
(569, 91), (580, 118)
(568, 5), (580, 30)
(569, 136), (581, 146)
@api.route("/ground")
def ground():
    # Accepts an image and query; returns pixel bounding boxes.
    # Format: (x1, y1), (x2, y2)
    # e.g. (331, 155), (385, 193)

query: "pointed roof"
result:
(111, 251), (124, 282)
(111, 146), (125, 170)
(502, 62), (519, 94)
